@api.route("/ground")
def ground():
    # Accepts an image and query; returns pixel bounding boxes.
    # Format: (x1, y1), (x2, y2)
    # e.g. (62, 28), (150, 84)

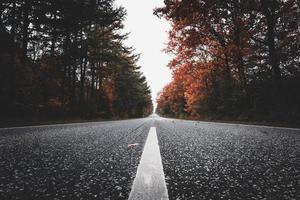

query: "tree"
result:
(156, 0), (300, 122)
(0, 0), (153, 120)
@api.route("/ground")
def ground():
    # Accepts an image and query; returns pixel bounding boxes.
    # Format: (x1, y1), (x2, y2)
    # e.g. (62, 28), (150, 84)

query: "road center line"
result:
(128, 127), (169, 200)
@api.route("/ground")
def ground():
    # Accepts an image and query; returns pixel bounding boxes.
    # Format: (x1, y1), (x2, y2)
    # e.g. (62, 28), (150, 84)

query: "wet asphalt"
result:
(0, 116), (299, 200)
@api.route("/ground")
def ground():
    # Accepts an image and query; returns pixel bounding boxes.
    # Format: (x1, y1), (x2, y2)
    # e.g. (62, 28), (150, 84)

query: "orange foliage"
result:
(103, 78), (116, 112)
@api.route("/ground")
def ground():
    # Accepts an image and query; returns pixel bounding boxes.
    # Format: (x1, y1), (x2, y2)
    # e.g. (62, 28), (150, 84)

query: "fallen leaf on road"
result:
(128, 143), (139, 147)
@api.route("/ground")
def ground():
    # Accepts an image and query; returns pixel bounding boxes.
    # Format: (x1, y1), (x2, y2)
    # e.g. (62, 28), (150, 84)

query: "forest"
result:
(155, 0), (300, 124)
(0, 0), (153, 122)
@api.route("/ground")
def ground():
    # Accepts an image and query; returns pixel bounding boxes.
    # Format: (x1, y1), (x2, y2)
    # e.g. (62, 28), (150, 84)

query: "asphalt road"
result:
(0, 116), (299, 200)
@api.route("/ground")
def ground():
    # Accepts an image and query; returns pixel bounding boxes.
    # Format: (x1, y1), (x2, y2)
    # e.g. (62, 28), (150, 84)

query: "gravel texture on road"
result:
(1, 116), (299, 200)
(0, 119), (153, 200)
(155, 118), (300, 200)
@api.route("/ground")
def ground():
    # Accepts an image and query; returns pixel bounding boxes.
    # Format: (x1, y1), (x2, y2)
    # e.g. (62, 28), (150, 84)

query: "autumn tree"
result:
(156, 0), (300, 123)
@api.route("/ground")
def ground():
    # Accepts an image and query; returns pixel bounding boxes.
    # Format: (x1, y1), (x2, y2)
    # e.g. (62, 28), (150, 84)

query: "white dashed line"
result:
(128, 127), (169, 200)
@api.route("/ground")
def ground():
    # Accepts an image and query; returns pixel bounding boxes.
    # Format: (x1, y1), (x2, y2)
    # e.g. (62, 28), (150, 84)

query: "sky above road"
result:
(115, 0), (172, 106)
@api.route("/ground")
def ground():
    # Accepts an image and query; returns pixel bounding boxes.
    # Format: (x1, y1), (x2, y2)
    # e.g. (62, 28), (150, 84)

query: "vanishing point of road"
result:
(0, 115), (299, 200)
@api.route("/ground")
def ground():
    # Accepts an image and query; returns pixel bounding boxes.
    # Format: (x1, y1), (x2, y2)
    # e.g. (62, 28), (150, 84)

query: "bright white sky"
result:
(115, 0), (172, 106)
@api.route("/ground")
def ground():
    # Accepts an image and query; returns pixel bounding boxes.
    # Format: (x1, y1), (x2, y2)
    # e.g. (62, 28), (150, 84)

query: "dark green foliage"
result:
(0, 0), (153, 120)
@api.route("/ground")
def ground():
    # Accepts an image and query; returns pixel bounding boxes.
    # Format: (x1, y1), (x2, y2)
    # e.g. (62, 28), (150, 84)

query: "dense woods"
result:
(156, 0), (300, 123)
(0, 0), (153, 121)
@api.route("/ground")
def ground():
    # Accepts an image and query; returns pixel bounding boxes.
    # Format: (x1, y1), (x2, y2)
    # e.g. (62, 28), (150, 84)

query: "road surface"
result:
(0, 115), (299, 199)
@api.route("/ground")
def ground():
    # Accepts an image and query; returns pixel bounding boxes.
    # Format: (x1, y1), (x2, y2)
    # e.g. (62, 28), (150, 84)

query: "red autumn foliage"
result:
(156, 0), (300, 123)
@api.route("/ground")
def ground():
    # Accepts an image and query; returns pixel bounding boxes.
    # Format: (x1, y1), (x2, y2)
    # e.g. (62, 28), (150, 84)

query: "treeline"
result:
(155, 0), (300, 123)
(0, 0), (153, 120)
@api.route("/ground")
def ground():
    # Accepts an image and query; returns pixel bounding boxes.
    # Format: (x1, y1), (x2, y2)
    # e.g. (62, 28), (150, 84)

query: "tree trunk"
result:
(21, 0), (30, 59)
(62, 31), (71, 105)
(91, 62), (95, 101)
(266, 19), (281, 83)
(261, 1), (282, 84)
(9, 0), (17, 107)
(51, 14), (57, 55)
(232, 2), (247, 91)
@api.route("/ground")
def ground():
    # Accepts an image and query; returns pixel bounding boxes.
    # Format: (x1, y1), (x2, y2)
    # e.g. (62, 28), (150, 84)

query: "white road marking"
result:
(128, 127), (169, 200)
